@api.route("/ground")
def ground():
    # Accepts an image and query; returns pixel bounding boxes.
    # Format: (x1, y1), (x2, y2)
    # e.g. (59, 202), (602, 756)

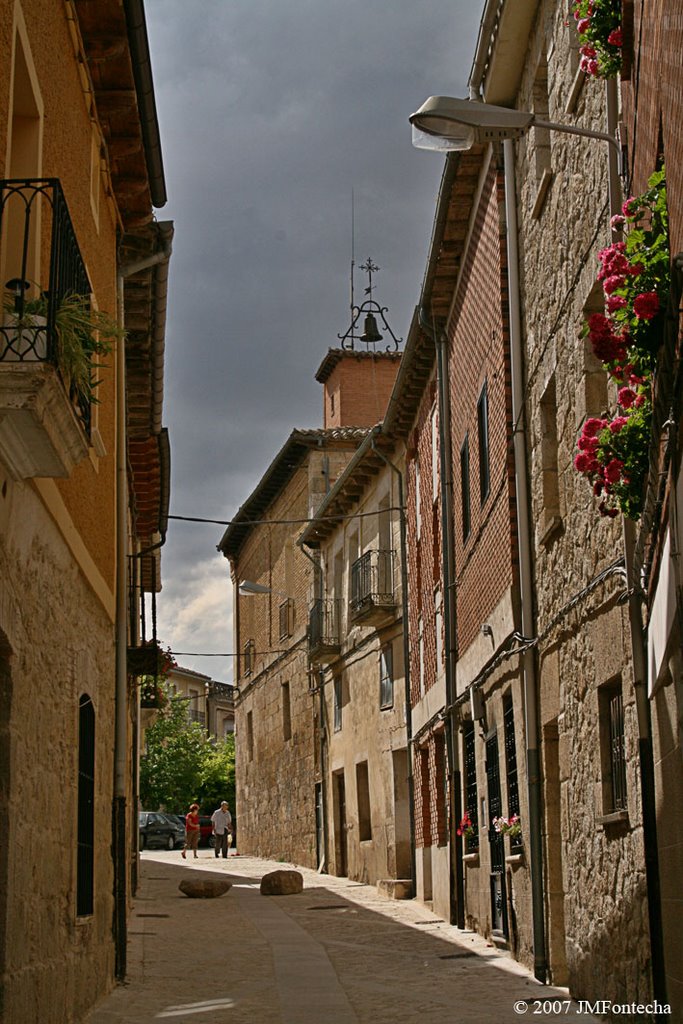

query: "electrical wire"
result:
(168, 506), (404, 528)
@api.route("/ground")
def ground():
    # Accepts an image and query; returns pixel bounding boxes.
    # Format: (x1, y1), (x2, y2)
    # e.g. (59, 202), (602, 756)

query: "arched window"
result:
(77, 695), (95, 917)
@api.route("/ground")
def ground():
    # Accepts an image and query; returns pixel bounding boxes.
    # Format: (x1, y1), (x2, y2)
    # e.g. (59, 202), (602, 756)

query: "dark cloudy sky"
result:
(147, 0), (482, 680)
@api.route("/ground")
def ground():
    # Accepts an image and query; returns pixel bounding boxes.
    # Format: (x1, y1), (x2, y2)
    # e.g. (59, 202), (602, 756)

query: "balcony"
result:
(349, 549), (397, 626)
(0, 179), (94, 478)
(308, 598), (341, 664)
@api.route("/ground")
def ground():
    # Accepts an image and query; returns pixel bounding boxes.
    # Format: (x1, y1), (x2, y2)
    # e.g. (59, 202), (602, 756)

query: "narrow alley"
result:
(85, 853), (600, 1024)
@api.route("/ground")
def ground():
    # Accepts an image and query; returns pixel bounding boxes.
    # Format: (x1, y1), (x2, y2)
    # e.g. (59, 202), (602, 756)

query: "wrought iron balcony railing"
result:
(350, 549), (396, 623)
(0, 178), (93, 432)
(308, 598), (341, 662)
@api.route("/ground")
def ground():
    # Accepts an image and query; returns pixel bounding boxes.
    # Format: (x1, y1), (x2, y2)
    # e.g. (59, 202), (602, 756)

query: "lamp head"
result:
(238, 580), (272, 596)
(410, 96), (534, 151)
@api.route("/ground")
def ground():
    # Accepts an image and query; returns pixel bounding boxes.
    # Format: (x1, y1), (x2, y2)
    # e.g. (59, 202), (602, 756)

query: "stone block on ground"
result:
(260, 869), (304, 895)
(179, 879), (232, 899)
(377, 878), (413, 900)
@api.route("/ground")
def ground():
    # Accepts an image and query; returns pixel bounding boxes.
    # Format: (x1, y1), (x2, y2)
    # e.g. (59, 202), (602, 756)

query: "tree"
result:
(139, 686), (235, 813)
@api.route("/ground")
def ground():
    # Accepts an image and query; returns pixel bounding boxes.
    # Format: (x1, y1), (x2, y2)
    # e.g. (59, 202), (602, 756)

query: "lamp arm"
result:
(533, 118), (620, 159)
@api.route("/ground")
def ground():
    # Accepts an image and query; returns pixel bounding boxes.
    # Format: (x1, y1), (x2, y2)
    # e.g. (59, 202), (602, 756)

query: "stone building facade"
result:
(219, 426), (371, 867)
(300, 429), (411, 888)
(470, 0), (650, 1002)
(0, 2), (171, 1021)
(621, 1), (683, 1015)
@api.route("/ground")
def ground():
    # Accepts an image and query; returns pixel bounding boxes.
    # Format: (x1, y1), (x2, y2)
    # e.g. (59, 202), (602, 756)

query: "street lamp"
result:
(238, 580), (273, 596)
(238, 580), (290, 598)
(409, 95), (620, 161)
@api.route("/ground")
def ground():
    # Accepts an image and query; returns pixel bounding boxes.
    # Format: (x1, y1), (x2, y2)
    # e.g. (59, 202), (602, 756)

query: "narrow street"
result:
(85, 853), (599, 1024)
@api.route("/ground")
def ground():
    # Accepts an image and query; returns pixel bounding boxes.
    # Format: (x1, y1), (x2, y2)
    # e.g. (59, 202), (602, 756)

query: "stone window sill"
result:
(539, 513), (563, 548)
(463, 852), (479, 866)
(505, 852), (525, 868)
(531, 168), (554, 220)
(597, 810), (629, 829)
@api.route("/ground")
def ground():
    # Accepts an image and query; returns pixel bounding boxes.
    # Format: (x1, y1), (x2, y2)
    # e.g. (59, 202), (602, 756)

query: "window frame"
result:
(379, 644), (394, 710)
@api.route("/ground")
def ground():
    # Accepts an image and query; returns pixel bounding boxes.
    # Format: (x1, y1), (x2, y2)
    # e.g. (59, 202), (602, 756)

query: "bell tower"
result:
(316, 259), (403, 429)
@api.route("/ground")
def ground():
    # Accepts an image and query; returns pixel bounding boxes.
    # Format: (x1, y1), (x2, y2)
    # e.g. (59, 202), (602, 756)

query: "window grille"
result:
(503, 694), (522, 850)
(463, 721), (479, 852)
(77, 695), (95, 916)
(609, 692), (627, 811)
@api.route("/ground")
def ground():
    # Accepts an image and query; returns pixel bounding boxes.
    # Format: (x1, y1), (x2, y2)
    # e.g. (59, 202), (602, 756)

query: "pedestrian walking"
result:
(181, 803), (200, 859)
(211, 801), (232, 859)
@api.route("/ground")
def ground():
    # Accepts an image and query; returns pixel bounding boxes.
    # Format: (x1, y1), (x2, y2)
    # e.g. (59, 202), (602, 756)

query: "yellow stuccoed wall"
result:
(0, 2), (124, 1021)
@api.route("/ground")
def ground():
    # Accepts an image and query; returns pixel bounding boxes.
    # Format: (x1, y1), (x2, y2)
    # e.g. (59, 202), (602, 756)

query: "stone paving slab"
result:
(84, 851), (600, 1024)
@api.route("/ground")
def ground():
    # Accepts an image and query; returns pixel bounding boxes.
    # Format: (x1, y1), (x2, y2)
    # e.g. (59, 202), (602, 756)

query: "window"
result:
(356, 761), (372, 841)
(415, 462), (422, 540)
(282, 681), (291, 741)
(333, 675), (342, 732)
(463, 720), (479, 852)
(418, 617), (424, 696)
(460, 434), (471, 541)
(477, 381), (490, 503)
(246, 710), (254, 761)
(530, 54), (552, 218)
(431, 405), (439, 500)
(435, 588), (443, 673)
(279, 598), (294, 640)
(539, 375), (561, 539)
(77, 695), (95, 917)
(599, 679), (627, 814)
(243, 638), (256, 677)
(379, 645), (393, 709)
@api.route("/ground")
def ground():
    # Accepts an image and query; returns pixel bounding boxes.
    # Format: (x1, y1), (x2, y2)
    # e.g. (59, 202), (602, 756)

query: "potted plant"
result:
(493, 814), (522, 839)
(139, 676), (168, 710)
(2, 288), (122, 410)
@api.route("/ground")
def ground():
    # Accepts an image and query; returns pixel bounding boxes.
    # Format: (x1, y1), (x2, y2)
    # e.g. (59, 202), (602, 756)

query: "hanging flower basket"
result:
(575, 169), (669, 520)
(139, 676), (167, 710)
(127, 640), (176, 678)
(573, 0), (623, 79)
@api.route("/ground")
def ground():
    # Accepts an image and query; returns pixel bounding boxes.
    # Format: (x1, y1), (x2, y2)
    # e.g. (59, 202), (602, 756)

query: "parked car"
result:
(139, 811), (185, 850)
(197, 815), (215, 848)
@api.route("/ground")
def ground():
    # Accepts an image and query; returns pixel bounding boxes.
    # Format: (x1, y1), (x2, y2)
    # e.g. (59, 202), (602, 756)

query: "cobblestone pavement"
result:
(84, 851), (600, 1024)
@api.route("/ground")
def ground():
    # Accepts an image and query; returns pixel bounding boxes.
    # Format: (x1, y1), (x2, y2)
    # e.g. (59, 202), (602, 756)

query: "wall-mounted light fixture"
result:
(409, 95), (620, 162)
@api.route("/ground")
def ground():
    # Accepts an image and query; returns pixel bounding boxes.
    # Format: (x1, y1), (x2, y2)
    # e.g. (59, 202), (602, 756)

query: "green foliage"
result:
(139, 685), (235, 813)
(576, 170), (669, 520)
(573, 0), (623, 79)
(5, 290), (122, 406)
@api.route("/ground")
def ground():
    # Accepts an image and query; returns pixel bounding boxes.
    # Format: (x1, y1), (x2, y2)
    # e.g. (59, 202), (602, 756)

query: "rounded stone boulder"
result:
(259, 869), (304, 896)
(179, 879), (232, 899)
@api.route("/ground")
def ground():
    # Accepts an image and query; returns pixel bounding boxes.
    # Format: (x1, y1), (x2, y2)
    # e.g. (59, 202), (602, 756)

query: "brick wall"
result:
(621, 0), (683, 256)
(323, 352), (401, 428)
(448, 160), (517, 656)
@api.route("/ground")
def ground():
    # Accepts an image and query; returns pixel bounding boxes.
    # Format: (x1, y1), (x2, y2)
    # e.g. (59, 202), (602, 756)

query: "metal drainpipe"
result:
(370, 440), (417, 895)
(418, 308), (464, 929)
(297, 537), (329, 873)
(605, 77), (667, 1010)
(113, 245), (172, 979)
(503, 138), (547, 982)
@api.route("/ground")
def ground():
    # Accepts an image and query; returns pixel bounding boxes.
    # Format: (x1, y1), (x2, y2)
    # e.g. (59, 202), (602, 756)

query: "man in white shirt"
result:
(211, 801), (232, 859)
